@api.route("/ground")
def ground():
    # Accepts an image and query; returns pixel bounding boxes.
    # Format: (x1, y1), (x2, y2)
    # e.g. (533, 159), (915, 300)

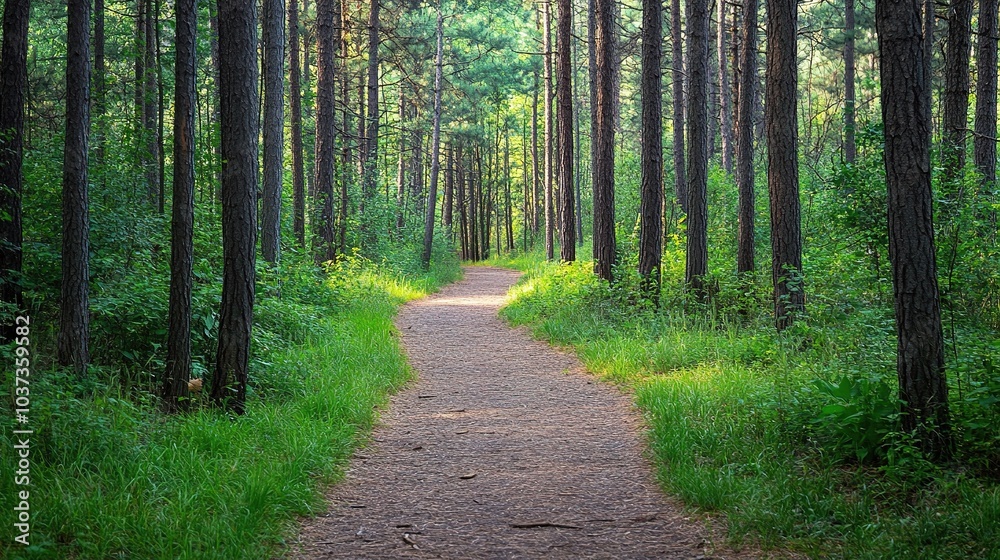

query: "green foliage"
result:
(0, 252), (459, 559)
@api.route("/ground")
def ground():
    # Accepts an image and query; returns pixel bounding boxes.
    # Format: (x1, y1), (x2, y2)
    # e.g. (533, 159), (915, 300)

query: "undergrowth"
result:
(0, 247), (460, 559)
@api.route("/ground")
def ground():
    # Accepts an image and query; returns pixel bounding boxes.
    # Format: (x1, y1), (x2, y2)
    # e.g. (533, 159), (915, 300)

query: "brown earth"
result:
(292, 266), (758, 559)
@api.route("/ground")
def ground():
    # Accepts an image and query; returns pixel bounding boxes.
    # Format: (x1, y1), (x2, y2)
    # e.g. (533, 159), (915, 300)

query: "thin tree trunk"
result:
(671, 0), (687, 213)
(211, 0), (259, 414)
(531, 72), (541, 234)
(766, 0), (804, 329)
(593, 0), (617, 281)
(289, 0), (306, 245)
(0, 0), (29, 343)
(876, 0), (953, 460)
(164, 0), (197, 411)
(444, 145), (454, 231)
(639, 0), (663, 290)
(685, 0), (710, 294)
(844, 0), (857, 164)
(942, 0), (973, 187)
(718, 0), (733, 173)
(544, 1), (555, 261)
(975, 0), (998, 186)
(361, 0), (380, 250)
(396, 89), (406, 232)
(422, 4), (445, 269)
(557, 0), (576, 261)
(93, 0), (105, 175)
(313, 0), (338, 263)
(262, 0), (285, 263)
(736, 0), (757, 275)
(143, 0), (159, 207)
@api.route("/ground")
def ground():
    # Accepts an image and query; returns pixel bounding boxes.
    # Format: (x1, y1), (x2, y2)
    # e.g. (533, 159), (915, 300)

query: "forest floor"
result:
(292, 266), (760, 559)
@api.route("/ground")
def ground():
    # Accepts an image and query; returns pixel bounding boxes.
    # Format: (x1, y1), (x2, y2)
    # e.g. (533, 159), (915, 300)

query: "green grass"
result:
(492, 254), (1000, 560)
(0, 255), (461, 559)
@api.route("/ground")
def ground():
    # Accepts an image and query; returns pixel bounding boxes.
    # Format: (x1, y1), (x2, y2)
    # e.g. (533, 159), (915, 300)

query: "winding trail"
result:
(294, 267), (750, 559)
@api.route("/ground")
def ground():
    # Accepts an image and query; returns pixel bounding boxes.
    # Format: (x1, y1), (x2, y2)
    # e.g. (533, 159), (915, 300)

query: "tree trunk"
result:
(844, 0), (857, 164)
(93, 0), (105, 174)
(942, 0), (973, 186)
(444, 145), (454, 232)
(557, 0), (576, 262)
(289, 0), (306, 246)
(313, 0), (338, 263)
(422, 4), (445, 269)
(211, 0), (259, 414)
(876, 0), (953, 460)
(974, 0), (998, 186)
(639, 0), (663, 290)
(718, 0), (733, 174)
(531, 72), (541, 234)
(262, 0), (285, 263)
(396, 89), (406, 232)
(766, 0), (804, 329)
(685, 0), (710, 294)
(165, 0), (196, 411)
(0, 0), (29, 343)
(736, 0), (758, 275)
(543, 1), (555, 261)
(593, 0), (617, 281)
(362, 0), (380, 248)
(143, 0), (160, 207)
(59, 0), (91, 373)
(671, 0), (687, 213)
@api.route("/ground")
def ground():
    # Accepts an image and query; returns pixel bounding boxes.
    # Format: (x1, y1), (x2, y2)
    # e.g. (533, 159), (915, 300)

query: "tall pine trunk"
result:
(736, 0), (757, 275)
(59, 0), (91, 373)
(717, 0), (733, 174)
(211, 0), (259, 414)
(942, 0), (973, 188)
(671, 0), (687, 213)
(261, 0), (285, 263)
(557, 0), (576, 262)
(974, 0), (998, 186)
(685, 0), (710, 294)
(422, 4), (444, 269)
(638, 0), (663, 289)
(592, 0), (617, 281)
(876, 0), (953, 461)
(164, 0), (197, 411)
(289, 0), (306, 246)
(844, 0), (857, 164)
(0, 0), (29, 343)
(313, 0), (338, 263)
(543, 2), (555, 261)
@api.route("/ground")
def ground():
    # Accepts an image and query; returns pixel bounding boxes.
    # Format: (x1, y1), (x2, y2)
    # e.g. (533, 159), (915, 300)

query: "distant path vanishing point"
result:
(293, 266), (754, 559)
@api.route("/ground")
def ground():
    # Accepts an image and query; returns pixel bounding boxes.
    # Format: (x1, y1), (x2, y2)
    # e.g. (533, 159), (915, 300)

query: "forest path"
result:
(293, 266), (750, 559)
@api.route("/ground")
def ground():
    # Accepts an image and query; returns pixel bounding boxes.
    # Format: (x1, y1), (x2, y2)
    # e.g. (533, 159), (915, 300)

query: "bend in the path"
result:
(294, 266), (753, 559)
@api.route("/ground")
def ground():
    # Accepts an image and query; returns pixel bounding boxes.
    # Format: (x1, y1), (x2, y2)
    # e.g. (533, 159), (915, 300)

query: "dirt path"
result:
(293, 267), (750, 559)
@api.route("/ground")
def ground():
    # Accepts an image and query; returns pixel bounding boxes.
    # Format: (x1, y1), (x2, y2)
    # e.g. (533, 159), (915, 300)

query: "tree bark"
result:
(942, 0), (973, 186)
(262, 0), (285, 263)
(211, 0), (259, 414)
(422, 4), (444, 269)
(143, 0), (160, 207)
(59, 0), (91, 373)
(844, 0), (857, 164)
(361, 0), (380, 249)
(544, 1), (555, 261)
(289, 0), (306, 246)
(557, 0), (576, 262)
(736, 0), (757, 275)
(165, 0), (197, 411)
(639, 0), (663, 289)
(313, 0), (338, 263)
(974, 0), (998, 186)
(0, 0), (29, 343)
(766, 0), (804, 329)
(718, 0), (733, 174)
(671, 0), (687, 213)
(593, 0), (617, 281)
(876, 0), (953, 460)
(685, 0), (710, 294)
